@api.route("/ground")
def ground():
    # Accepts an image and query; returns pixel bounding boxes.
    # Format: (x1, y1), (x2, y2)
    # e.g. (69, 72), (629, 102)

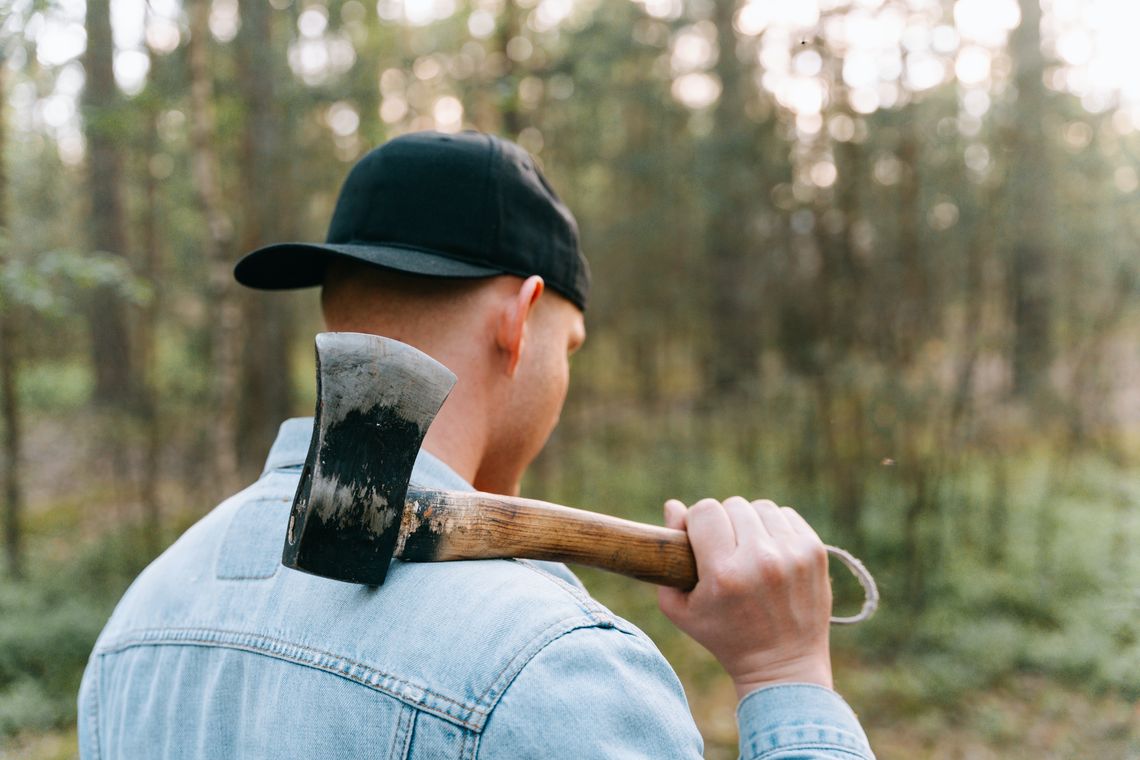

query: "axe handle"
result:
(398, 487), (698, 588)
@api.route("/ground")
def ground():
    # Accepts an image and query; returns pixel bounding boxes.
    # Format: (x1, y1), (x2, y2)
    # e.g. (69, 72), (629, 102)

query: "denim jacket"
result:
(79, 418), (873, 759)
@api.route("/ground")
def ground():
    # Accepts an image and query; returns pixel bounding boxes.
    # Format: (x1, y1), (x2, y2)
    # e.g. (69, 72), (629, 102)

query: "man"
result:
(79, 131), (873, 758)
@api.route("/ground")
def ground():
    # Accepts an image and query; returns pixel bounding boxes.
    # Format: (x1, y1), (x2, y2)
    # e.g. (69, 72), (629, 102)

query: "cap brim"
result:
(233, 242), (503, 290)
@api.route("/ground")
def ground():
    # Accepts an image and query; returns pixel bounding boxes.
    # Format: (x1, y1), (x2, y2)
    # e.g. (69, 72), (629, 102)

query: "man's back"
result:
(78, 419), (704, 759)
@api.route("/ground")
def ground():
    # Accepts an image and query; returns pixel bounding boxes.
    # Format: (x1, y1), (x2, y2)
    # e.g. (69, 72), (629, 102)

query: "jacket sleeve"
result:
(77, 654), (100, 759)
(476, 625), (704, 758)
(736, 683), (876, 759)
(476, 625), (875, 759)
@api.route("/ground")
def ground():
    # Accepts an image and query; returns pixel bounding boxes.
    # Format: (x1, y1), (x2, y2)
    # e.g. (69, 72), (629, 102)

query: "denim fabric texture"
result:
(78, 417), (874, 759)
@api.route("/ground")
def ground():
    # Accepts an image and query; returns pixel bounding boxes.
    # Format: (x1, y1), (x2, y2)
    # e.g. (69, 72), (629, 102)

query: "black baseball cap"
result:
(234, 130), (590, 311)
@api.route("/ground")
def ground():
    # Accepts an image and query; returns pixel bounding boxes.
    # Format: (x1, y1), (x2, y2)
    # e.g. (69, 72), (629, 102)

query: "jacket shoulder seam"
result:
(473, 615), (642, 721)
(512, 559), (616, 622)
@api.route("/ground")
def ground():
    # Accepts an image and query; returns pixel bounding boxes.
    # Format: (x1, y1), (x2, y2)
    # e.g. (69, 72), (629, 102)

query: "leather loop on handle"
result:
(824, 545), (879, 625)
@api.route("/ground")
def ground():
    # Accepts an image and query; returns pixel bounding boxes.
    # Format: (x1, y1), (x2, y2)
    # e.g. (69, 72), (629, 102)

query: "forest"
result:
(1, 0), (1138, 756)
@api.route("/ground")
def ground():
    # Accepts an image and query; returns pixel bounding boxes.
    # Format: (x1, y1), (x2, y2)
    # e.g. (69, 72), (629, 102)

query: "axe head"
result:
(282, 332), (456, 585)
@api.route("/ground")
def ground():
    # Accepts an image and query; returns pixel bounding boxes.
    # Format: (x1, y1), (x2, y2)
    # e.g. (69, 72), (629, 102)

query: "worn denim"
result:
(79, 418), (873, 759)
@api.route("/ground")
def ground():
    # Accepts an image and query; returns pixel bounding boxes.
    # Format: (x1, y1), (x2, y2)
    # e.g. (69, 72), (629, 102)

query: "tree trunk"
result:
(494, 0), (522, 136)
(189, 0), (242, 497)
(902, 466), (930, 610)
(948, 184), (992, 429)
(812, 372), (863, 547)
(1008, 0), (1052, 396)
(985, 457), (1009, 566)
(82, 0), (137, 409)
(134, 29), (165, 555)
(894, 120), (926, 361)
(0, 54), (22, 578)
(0, 308), (20, 581)
(704, 0), (762, 398)
(236, 0), (295, 475)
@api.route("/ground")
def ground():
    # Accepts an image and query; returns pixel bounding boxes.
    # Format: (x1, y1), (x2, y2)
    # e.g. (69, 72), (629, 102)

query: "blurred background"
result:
(1, 0), (1138, 756)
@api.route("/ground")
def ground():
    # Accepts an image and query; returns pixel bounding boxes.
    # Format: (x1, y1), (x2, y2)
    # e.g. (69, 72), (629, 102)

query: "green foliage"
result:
(16, 362), (90, 412)
(0, 591), (97, 737)
(0, 246), (151, 319)
(0, 680), (63, 739)
(0, 530), (153, 740)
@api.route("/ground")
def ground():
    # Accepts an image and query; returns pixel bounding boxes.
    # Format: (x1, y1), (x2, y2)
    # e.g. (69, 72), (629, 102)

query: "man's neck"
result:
(420, 394), (524, 496)
(419, 377), (487, 491)
(420, 428), (478, 489)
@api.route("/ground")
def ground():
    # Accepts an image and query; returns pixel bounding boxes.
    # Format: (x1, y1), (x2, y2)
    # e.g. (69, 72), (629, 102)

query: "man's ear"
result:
(496, 275), (544, 377)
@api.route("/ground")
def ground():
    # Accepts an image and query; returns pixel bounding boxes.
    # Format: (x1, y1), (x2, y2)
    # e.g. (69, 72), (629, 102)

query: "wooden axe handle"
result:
(398, 487), (698, 588)
(396, 488), (880, 624)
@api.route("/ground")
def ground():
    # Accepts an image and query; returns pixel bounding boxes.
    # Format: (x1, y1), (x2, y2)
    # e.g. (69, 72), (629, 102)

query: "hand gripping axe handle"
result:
(282, 333), (878, 624)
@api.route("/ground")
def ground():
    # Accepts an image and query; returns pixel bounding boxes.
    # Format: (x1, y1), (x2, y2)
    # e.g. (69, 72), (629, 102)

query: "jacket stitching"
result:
(89, 653), (103, 760)
(388, 702), (414, 760)
(400, 706), (417, 760)
(386, 704), (404, 760)
(473, 616), (621, 717)
(463, 723), (481, 760)
(513, 560), (610, 623)
(465, 726), (481, 760)
(97, 628), (488, 731)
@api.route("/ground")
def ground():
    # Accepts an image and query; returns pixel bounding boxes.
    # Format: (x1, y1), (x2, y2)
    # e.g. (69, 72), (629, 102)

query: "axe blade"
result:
(282, 332), (456, 585)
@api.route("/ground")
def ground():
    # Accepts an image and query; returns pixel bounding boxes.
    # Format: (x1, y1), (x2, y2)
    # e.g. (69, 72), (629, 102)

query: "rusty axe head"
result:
(282, 332), (456, 585)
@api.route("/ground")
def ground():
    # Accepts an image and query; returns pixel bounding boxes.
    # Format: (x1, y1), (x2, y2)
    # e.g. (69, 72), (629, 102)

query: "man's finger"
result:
(723, 496), (768, 549)
(664, 499), (688, 531)
(781, 507), (822, 542)
(686, 498), (736, 579)
(754, 499), (796, 539)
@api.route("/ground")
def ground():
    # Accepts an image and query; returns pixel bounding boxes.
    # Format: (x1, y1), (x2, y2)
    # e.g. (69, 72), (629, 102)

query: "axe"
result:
(282, 332), (878, 624)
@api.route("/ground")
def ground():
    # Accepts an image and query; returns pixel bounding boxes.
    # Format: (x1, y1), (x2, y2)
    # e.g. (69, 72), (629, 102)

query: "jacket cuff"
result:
(737, 683), (874, 759)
